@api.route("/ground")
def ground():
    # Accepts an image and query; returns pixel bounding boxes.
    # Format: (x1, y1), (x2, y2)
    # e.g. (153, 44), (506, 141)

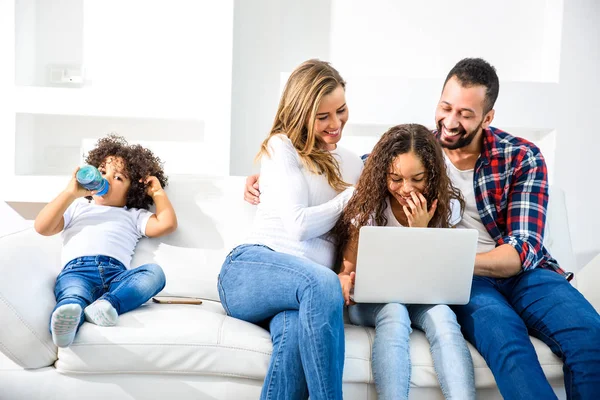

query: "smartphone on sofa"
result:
(152, 296), (203, 305)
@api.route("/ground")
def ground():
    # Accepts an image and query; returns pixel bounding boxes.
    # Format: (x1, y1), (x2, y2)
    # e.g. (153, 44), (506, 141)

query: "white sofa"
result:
(1, 175), (599, 400)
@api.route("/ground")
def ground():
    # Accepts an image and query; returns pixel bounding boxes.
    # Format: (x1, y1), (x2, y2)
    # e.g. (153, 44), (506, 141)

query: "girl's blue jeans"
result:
(349, 302), (475, 400)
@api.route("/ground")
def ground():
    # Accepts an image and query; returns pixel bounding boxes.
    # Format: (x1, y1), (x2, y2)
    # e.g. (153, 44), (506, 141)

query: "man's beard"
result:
(437, 119), (483, 150)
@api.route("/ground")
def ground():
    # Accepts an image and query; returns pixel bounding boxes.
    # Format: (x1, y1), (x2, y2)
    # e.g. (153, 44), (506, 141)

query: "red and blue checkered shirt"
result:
(363, 126), (572, 279)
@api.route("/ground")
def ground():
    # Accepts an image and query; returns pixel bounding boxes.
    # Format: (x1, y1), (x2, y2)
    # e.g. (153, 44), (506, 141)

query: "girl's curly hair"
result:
(332, 124), (465, 264)
(85, 134), (168, 210)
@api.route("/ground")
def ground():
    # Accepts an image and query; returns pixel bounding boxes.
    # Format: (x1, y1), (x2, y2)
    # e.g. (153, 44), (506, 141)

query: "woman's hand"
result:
(143, 176), (164, 197)
(403, 192), (437, 228)
(338, 271), (356, 306)
(65, 167), (95, 199)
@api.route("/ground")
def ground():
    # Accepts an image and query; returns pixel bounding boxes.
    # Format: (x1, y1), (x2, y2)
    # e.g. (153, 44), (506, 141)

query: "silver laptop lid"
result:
(352, 226), (478, 305)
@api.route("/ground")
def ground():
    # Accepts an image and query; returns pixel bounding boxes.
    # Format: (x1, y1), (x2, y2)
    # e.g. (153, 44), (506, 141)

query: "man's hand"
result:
(339, 271), (356, 306)
(244, 174), (261, 205)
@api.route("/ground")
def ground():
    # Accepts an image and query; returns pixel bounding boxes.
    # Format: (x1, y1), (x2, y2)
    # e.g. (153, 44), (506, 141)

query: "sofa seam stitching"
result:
(0, 227), (33, 240)
(0, 295), (57, 360)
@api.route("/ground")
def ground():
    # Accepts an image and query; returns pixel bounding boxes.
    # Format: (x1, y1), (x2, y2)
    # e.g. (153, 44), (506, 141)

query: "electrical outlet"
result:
(47, 64), (84, 87)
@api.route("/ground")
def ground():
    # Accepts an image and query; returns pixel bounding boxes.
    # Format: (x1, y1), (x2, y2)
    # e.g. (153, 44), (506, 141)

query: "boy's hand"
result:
(143, 176), (164, 197)
(65, 167), (95, 199)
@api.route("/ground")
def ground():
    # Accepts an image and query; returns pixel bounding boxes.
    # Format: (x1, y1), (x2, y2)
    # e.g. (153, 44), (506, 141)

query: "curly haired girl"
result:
(34, 134), (177, 348)
(333, 124), (475, 400)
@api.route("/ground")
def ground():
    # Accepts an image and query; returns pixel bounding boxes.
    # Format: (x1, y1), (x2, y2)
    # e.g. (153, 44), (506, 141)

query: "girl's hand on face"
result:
(65, 167), (95, 199)
(403, 192), (437, 228)
(338, 271), (356, 306)
(142, 176), (164, 197)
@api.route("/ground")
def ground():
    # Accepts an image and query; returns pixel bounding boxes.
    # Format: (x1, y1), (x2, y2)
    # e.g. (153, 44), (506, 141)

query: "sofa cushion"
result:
(56, 301), (271, 379)
(56, 301), (565, 388)
(130, 176), (257, 302)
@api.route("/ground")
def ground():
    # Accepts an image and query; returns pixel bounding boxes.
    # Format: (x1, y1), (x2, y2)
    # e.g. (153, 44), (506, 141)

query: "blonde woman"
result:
(217, 60), (362, 400)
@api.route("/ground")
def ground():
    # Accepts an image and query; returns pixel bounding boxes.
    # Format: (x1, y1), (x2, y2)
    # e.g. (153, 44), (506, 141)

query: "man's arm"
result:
(474, 244), (522, 277)
(244, 174), (260, 204)
(476, 148), (549, 277)
(244, 153), (371, 205)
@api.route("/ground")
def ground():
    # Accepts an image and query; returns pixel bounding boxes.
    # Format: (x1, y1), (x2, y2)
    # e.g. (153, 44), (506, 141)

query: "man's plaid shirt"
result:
(436, 126), (571, 279)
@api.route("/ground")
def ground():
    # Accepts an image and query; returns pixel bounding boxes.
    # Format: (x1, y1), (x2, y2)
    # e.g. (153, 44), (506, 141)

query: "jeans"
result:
(52, 255), (166, 331)
(349, 303), (475, 400)
(453, 268), (600, 400)
(217, 244), (345, 400)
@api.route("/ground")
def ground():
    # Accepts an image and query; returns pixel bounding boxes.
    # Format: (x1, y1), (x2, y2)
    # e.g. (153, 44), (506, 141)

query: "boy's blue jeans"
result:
(453, 268), (600, 400)
(218, 244), (345, 400)
(51, 255), (166, 332)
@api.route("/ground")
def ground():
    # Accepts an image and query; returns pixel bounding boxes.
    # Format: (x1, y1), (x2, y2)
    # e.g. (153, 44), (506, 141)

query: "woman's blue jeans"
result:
(217, 244), (345, 400)
(52, 255), (166, 332)
(452, 268), (600, 400)
(349, 302), (475, 400)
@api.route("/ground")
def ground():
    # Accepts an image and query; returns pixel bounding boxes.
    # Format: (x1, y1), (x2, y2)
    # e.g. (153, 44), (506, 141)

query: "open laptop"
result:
(351, 226), (478, 305)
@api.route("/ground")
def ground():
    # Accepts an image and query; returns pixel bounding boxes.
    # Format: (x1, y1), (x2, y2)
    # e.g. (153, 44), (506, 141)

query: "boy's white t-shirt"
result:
(61, 198), (153, 269)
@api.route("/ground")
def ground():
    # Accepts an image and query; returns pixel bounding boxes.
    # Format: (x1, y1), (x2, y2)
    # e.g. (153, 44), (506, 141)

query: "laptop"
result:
(351, 226), (478, 305)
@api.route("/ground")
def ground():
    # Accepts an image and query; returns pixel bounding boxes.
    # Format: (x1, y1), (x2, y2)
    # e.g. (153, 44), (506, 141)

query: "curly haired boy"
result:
(35, 134), (178, 348)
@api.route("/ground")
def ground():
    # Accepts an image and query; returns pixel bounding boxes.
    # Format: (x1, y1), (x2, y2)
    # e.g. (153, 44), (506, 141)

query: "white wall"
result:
(15, 0), (83, 87)
(82, 0), (233, 176)
(330, 0), (562, 82)
(229, 0), (331, 175)
(555, 0), (600, 266)
(6, 0), (234, 204)
(14, 0), (36, 86)
(15, 113), (205, 176)
(0, 1), (15, 192)
(36, 0), (83, 86)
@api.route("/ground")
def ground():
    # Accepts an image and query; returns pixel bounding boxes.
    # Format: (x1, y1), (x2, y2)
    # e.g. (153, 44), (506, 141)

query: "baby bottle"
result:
(76, 165), (110, 196)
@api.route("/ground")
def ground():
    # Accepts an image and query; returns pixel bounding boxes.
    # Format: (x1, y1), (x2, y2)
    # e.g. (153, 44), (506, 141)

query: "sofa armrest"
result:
(0, 228), (62, 368)
(575, 253), (600, 313)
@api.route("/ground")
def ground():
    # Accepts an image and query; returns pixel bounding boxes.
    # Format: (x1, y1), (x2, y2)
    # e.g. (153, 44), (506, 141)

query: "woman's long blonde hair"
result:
(256, 59), (349, 191)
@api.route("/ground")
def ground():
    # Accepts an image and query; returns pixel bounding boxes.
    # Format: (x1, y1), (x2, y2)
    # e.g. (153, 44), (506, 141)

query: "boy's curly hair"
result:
(85, 134), (168, 210)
